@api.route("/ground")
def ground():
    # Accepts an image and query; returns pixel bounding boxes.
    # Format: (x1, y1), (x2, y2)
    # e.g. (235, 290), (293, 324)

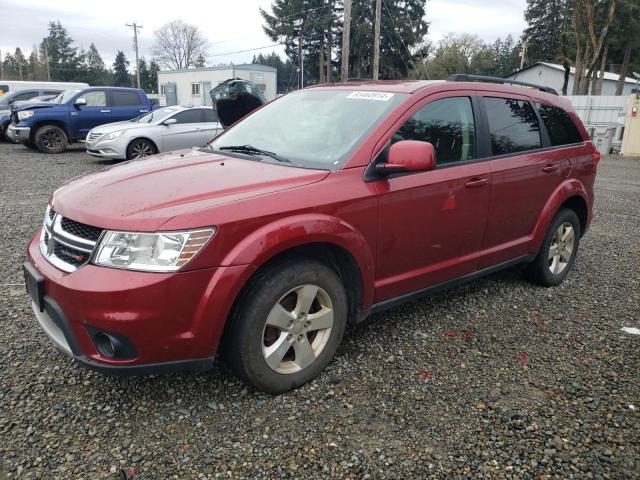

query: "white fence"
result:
(566, 95), (629, 153)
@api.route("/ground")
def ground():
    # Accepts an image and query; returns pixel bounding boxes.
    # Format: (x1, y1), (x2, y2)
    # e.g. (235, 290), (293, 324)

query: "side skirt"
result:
(359, 254), (535, 320)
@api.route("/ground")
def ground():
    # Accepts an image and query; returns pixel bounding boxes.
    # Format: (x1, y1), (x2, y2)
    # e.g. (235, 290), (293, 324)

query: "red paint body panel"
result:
(26, 80), (597, 370)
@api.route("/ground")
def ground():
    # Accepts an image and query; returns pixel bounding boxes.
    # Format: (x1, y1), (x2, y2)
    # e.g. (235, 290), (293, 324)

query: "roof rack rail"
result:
(447, 74), (559, 95)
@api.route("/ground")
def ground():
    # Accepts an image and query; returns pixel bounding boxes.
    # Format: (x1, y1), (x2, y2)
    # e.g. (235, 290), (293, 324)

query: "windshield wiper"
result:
(218, 145), (291, 163)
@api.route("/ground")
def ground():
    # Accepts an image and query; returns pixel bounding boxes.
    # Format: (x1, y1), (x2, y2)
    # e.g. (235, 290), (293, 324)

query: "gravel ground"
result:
(0, 142), (638, 479)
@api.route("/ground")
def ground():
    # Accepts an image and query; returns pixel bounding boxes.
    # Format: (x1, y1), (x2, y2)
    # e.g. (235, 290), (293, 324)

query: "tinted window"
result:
(14, 91), (40, 101)
(201, 109), (219, 122)
(44, 90), (62, 95)
(111, 90), (140, 106)
(171, 109), (203, 124)
(394, 97), (476, 164)
(485, 97), (541, 155)
(537, 104), (583, 146)
(81, 91), (107, 107)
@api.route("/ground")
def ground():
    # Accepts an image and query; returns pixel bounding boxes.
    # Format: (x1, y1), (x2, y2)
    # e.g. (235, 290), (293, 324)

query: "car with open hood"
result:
(24, 75), (598, 393)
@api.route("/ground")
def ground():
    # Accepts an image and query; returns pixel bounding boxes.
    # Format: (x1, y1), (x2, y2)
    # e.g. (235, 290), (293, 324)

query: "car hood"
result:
(12, 101), (58, 112)
(90, 121), (151, 135)
(51, 148), (330, 231)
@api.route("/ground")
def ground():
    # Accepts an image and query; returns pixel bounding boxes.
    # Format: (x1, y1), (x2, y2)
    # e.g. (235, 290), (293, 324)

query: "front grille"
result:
(53, 243), (89, 267)
(61, 217), (103, 242)
(87, 132), (102, 142)
(40, 209), (102, 273)
(10, 111), (18, 125)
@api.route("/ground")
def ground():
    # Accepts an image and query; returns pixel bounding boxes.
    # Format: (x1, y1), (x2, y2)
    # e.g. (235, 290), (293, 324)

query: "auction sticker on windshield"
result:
(346, 91), (394, 101)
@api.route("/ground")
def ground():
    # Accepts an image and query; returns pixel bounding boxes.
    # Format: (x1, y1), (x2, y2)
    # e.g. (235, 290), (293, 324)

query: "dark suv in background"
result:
(24, 75), (598, 393)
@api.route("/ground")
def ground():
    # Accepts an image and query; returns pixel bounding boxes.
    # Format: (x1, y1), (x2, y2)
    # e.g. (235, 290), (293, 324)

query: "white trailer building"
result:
(505, 62), (638, 96)
(158, 63), (277, 107)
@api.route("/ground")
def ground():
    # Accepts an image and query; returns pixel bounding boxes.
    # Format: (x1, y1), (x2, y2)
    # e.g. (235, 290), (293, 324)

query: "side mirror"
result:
(74, 98), (87, 107)
(376, 140), (436, 175)
(163, 118), (177, 125)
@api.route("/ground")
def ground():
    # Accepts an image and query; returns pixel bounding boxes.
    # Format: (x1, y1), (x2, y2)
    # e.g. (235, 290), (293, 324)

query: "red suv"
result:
(24, 76), (598, 393)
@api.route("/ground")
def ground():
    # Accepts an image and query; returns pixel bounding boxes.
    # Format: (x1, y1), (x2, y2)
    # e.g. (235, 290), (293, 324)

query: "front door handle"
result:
(465, 178), (489, 188)
(542, 163), (559, 173)
(100, 109), (111, 113)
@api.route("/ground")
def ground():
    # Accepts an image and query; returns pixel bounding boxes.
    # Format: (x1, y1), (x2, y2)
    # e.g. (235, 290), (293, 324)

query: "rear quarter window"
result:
(110, 90), (141, 106)
(537, 104), (584, 146)
(484, 97), (541, 156)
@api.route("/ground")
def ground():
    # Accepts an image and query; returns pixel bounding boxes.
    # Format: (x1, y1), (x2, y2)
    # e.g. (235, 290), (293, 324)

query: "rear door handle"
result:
(465, 178), (489, 188)
(542, 163), (559, 173)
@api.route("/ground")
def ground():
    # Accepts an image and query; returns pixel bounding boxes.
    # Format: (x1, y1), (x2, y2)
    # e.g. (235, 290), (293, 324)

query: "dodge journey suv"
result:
(24, 75), (598, 393)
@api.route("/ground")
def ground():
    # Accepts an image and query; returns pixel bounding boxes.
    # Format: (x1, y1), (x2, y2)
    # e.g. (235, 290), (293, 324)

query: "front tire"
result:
(224, 258), (348, 394)
(525, 208), (581, 286)
(34, 125), (68, 154)
(126, 138), (157, 159)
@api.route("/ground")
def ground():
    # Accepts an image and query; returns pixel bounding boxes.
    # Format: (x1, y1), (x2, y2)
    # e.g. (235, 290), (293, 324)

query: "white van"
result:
(0, 81), (89, 96)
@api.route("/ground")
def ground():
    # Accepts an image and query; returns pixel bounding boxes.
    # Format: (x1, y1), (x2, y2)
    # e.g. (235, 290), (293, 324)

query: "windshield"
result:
(134, 106), (180, 123)
(209, 89), (408, 170)
(51, 89), (82, 104)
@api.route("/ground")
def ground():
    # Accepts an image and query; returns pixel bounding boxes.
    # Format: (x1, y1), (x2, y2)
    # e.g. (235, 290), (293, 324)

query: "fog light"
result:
(87, 326), (138, 360)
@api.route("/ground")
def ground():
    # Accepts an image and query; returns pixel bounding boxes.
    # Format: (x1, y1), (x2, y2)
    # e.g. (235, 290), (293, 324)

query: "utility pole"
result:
(294, 19), (304, 89)
(372, 0), (382, 80)
(341, 0), (352, 82)
(45, 48), (51, 81)
(0, 51), (3, 81)
(519, 40), (527, 70)
(126, 22), (143, 89)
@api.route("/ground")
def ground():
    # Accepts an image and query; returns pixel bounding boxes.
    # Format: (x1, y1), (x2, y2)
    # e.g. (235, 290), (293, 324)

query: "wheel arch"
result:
(30, 120), (69, 143)
(531, 179), (590, 251)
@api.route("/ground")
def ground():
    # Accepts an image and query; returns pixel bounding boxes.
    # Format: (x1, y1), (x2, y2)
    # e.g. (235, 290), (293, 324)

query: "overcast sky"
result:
(0, 0), (527, 68)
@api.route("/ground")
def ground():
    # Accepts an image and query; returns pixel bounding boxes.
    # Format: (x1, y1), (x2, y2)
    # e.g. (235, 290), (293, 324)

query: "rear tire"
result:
(126, 139), (157, 159)
(525, 208), (580, 286)
(34, 125), (68, 154)
(224, 258), (348, 394)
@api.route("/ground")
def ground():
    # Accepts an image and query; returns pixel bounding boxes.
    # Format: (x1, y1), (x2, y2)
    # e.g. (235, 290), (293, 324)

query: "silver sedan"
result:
(85, 106), (221, 160)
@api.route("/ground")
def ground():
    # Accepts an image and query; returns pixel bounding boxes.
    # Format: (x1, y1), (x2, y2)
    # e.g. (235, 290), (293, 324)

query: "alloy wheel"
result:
(132, 142), (153, 158)
(261, 284), (334, 374)
(548, 222), (575, 275)
(42, 130), (63, 150)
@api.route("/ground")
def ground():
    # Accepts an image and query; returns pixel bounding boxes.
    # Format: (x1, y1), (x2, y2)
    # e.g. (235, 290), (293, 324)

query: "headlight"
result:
(17, 110), (34, 120)
(94, 228), (215, 272)
(102, 130), (127, 141)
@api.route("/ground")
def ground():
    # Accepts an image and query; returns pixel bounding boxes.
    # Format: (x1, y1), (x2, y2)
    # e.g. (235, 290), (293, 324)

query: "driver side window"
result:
(394, 97), (476, 165)
(81, 91), (107, 107)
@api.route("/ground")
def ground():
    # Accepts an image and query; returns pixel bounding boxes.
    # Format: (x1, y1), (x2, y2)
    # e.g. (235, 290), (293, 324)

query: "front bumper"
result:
(7, 124), (30, 143)
(26, 230), (255, 375)
(85, 135), (128, 160)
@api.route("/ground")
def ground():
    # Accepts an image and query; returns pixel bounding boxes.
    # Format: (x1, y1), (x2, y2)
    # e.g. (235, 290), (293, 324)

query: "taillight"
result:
(592, 150), (601, 166)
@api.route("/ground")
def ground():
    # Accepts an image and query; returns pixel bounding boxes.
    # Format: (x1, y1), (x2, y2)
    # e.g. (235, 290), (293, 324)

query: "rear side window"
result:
(394, 97), (476, 165)
(537, 104), (583, 146)
(111, 91), (140, 106)
(201, 109), (219, 122)
(171, 109), (203, 124)
(484, 97), (541, 155)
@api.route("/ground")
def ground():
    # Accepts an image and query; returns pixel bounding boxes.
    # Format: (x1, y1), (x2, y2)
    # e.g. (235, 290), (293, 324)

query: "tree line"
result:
(0, 21), (160, 93)
(257, 0), (638, 95)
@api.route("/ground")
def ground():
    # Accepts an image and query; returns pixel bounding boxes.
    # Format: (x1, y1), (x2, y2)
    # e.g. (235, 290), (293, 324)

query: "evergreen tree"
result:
(148, 60), (161, 93)
(194, 54), (207, 68)
(112, 50), (131, 87)
(491, 35), (522, 76)
(40, 21), (80, 81)
(82, 43), (108, 85)
(253, 51), (297, 93)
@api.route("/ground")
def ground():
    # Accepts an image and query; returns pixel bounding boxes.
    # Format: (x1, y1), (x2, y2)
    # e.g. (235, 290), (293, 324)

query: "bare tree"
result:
(152, 20), (208, 70)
